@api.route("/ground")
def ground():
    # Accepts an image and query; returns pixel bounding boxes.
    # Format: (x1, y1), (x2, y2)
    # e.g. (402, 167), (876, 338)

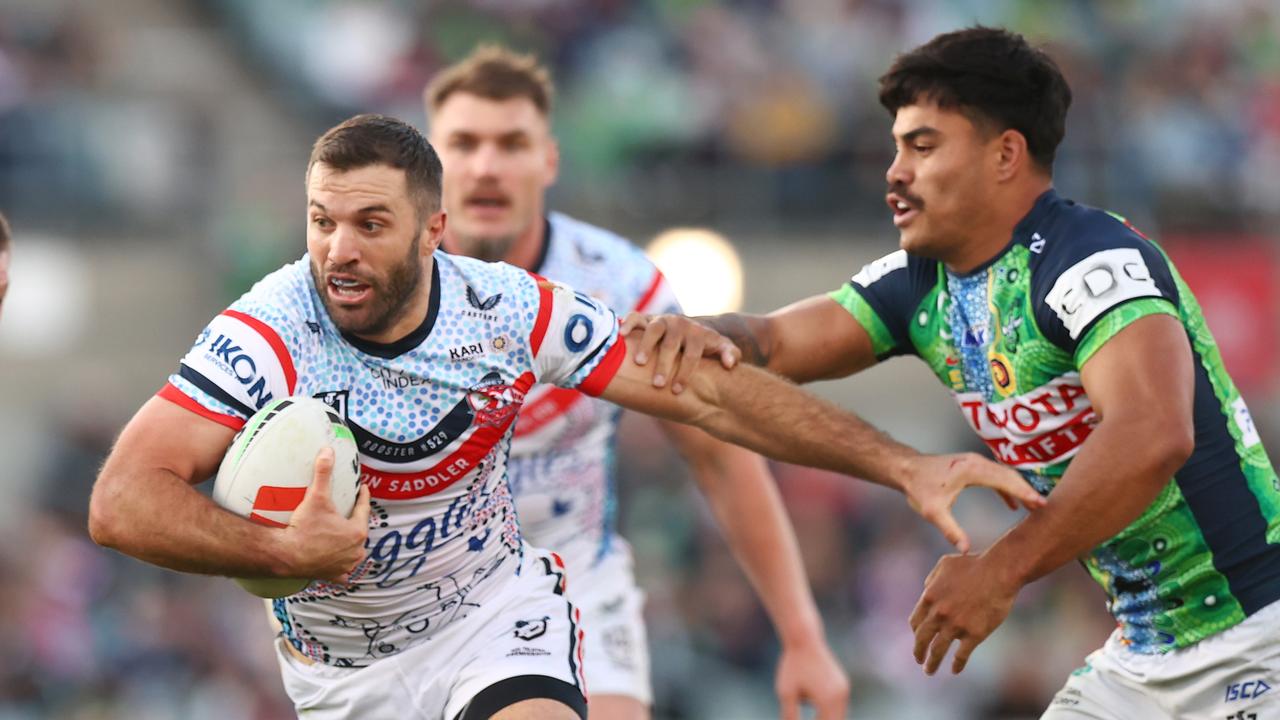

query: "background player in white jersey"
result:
(87, 114), (1041, 720)
(425, 46), (847, 720)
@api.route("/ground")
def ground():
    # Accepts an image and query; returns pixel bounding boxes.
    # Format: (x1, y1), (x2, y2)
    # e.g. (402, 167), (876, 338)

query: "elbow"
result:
(1153, 418), (1195, 477)
(87, 479), (125, 550)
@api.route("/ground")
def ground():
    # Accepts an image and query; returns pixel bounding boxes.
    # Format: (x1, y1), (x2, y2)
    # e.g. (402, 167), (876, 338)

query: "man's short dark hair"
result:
(878, 26), (1072, 171)
(308, 114), (444, 221)
(0, 212), (10, 253)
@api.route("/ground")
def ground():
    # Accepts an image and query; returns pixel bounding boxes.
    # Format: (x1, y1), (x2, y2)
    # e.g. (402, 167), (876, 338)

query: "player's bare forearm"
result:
(698, 313), (773, 368)
(660, 421), (825, 643)
(983, 414), (1190, 586)
(89, 397), (296, 578)
(90, 461), (295, 578)
(606, 342), (918, 490)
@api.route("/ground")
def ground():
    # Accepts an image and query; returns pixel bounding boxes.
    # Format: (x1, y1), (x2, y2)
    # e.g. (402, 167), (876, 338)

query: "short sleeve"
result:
(162, 309), (299, 429)
(1031, 216), (1180, 368)
(527, 276), (625, 396)
(827, 249), (927, 360)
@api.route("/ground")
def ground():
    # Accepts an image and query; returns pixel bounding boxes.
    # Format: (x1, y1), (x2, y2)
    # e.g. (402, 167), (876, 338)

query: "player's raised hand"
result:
(282, 447), (371, 582)
(620, 311), (739, 394)
(775, 636), (850, 720)
(900, 453), (1045, 553)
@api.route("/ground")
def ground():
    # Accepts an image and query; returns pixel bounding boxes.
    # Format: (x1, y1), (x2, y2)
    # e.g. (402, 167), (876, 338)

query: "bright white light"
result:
(0, 238), (90, 355)
(646, 227), (744, 316)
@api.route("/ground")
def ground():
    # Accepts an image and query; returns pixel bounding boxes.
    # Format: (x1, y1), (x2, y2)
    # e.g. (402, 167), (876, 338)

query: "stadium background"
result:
(1, 0), (1278, 718)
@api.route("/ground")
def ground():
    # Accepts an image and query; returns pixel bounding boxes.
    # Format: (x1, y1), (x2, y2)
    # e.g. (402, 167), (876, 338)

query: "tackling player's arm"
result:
(659, 421), (849, 720)
(625, 294), (878, 392)
(88, 396), (370, 581)
(600, 331), (1044, 552)
(910, 314), (1195, 674)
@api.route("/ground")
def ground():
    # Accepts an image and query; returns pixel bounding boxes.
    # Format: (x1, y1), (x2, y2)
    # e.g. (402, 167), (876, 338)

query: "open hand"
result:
(901, 453), (1045, 553)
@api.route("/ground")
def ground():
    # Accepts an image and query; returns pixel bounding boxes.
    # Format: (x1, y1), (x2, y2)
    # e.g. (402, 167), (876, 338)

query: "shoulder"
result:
(1028, 198), (1164, 280)
(849, 248), (938, 291)
(226, 256), (322, 341)
(1027, 196), (1178, 345)
(438, 250), (539, 299)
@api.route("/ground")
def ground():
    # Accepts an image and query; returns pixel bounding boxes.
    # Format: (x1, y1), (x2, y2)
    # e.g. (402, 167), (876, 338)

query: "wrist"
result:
(979, 540), (1033, 590)
(262, 527), (303, 578)
(775, 606), (826, 649)
(891, 449), (926, 495)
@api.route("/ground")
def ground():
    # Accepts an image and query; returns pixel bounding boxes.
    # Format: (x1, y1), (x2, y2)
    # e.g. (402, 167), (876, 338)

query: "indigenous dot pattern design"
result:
(507, 213), (681, 573)
(164, 251), (623, 667)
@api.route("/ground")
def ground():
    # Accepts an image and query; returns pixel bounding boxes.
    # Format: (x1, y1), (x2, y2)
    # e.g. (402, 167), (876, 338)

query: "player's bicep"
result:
(1079, 313), (1193, 423)
(105, 396), (238, 487)
(765, 295), (879, 382)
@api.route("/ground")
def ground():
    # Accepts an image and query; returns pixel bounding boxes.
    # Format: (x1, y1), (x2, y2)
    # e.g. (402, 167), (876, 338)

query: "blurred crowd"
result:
(2, 1), (1278, 718)
(1, 0), (1279, 236)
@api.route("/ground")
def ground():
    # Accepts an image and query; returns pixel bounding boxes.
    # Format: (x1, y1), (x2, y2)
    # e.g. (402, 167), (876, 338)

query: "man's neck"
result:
(442, 217), (547, 272)
(500, 217), (547, 271)
(944, 179), (1052, 274)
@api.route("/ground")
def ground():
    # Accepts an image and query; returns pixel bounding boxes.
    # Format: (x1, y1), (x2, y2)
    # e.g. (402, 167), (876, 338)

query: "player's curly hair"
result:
(879, 26), (1072, 171)
(425, 44), (554, 117)
(308, 114), (444, 220)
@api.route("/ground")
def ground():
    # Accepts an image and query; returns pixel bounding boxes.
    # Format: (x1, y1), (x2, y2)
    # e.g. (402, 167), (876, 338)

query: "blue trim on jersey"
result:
(1176, 355), (1280, 615)
(179, 362), (254, 417)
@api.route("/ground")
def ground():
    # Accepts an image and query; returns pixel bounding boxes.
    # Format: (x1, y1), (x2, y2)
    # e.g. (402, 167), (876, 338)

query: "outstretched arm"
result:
(623, 294), (878, 392)
(89, 396), (369, 581)
(910, 314), (1195, 675)
(660, 420), (848, 719)
(600, 331), (1044, 551)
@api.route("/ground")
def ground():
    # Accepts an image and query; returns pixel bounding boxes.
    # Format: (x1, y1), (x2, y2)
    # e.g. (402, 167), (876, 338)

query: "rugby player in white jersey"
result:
(424, 46), (850, 720)
(88, 114), (1041, 720)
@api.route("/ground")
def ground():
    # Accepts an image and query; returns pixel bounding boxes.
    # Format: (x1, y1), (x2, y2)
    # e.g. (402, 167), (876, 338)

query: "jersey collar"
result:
(341, 259), (441, 359)
(945, 188), (1061, 278)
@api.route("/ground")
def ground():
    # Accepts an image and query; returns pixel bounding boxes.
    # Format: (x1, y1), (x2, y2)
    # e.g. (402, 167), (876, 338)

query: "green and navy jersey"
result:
(831, 189), (1280, 653)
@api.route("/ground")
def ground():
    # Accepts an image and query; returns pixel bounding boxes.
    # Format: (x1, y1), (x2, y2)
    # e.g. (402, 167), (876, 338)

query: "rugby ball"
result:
(212, 396), (360, 598)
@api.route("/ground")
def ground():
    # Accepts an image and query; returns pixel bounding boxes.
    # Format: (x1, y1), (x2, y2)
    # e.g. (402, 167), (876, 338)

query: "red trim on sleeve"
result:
(157, 383), (246, 430)
(633, 269), (666, 313)
(223, 309), (297, 394)
(529, 276), (555, 357)
(577, 336), (626, 397)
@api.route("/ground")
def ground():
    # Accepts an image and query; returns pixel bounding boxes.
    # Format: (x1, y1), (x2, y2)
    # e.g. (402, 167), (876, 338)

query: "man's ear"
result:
(994, 129), (1030, 183)
(423, 210), (447, 255)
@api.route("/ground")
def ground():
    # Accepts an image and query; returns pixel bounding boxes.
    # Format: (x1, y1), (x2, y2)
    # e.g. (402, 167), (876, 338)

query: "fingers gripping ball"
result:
(212, 397), (360, 597)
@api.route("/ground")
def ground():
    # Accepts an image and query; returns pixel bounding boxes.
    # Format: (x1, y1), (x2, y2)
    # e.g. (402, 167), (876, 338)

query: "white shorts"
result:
(570, 542), (652, 705)
(1043, 599), (1280, 719)
(273, 548), (587, 720)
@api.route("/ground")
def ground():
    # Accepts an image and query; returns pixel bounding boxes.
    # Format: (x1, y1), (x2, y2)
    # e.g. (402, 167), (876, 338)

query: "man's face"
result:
(0, 247), (9, 317)
(429, 93), (558, 261)
(306, 162), (439, 338)
(885, 101), (997, 260)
